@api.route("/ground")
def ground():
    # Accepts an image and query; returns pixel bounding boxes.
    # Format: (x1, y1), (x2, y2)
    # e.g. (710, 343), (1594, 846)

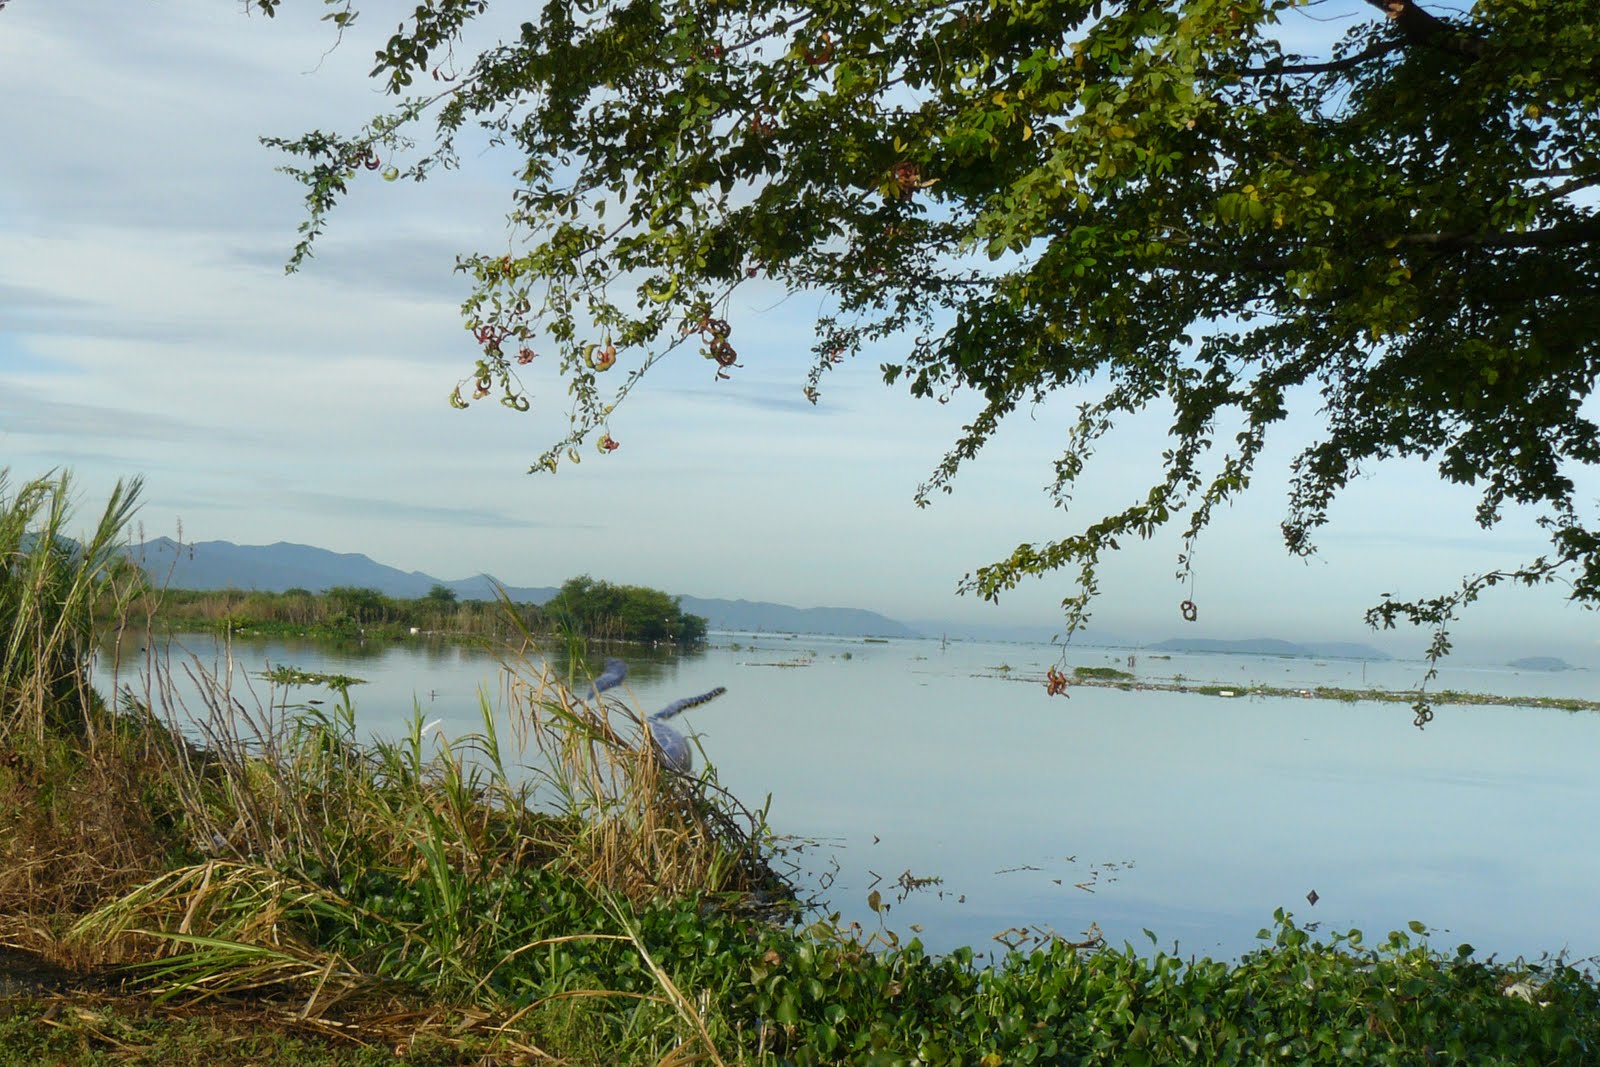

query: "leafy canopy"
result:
(254, 0), (1600, 658)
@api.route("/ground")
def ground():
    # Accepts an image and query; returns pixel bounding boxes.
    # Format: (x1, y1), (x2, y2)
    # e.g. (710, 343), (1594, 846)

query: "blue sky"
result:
(2, 0), (1597, 663)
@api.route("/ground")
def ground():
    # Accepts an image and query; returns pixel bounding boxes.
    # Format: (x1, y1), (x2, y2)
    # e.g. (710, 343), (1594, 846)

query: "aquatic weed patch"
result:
(684, 914), (1600, 1065)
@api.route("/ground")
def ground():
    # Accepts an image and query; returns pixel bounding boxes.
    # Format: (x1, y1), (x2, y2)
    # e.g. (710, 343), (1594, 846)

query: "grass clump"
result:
(0, 471), (184, 955)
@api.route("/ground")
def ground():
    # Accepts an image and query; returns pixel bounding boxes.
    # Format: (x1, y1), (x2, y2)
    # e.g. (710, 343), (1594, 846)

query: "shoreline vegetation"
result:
(8, 470), (1600, 1064)
(128, 576), (709, 649)
(1049, 666), (1600, 714)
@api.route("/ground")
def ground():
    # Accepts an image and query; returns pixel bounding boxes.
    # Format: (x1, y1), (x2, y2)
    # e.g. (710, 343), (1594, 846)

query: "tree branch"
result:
(1531, 174), (1600, 204)
(1364, 0), (1489, 59)
(1231, 39), (1406, 78)
(1397, 216), (1600, 250)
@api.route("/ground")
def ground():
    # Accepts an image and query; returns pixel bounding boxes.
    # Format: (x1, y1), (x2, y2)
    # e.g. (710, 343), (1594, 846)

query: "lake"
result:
(100, 632), (1600, 964)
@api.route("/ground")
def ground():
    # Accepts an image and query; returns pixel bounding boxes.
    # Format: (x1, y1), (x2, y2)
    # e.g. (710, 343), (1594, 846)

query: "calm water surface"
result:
(102, 633), (1600, 963)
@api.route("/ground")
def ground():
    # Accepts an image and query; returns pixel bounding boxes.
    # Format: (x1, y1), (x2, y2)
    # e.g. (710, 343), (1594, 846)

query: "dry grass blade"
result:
(69, 861), (375, 1002)
(511, 667), (788, 909)
(596, 888), (728, 1067)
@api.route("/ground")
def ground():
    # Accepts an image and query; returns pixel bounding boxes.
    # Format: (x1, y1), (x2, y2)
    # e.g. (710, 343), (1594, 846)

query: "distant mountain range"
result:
(1147, 637), (1392, 661)
(906, 619), (1134, 646)
(128, 538), (919, 639)
(676, 596), (918, 638)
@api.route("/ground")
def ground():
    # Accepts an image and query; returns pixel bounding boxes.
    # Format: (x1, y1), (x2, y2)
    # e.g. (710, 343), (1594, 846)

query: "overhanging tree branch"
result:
(1366, 0), (1490, 59)
(1398, 216), (1600, 250)
(1231, 39), (1406, 78)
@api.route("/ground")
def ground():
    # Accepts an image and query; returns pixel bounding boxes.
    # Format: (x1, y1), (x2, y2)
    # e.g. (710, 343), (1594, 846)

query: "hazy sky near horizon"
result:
(3, 0), (1597, 664)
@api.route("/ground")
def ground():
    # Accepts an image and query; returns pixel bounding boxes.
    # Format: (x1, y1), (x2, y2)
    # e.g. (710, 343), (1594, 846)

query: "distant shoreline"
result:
(978, 670), (1600, 714)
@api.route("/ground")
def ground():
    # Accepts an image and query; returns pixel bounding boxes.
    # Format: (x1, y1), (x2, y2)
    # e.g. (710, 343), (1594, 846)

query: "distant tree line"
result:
(132, 576), (707, 647)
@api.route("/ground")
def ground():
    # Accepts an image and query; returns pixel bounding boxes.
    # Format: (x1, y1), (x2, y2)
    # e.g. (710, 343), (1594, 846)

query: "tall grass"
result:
(0, 470), (186, 956)
(0, 469), (143, 745)
(64, 625), (788, 1060)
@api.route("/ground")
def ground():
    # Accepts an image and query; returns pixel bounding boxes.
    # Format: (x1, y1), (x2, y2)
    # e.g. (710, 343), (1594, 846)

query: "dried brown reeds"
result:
(515, 663), (788, 909)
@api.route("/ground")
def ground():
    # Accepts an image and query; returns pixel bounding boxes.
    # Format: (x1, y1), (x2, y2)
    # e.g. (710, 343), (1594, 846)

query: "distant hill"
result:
(1148, 636), (1392, 661)
(127, 538), (917, 638)
(1508, 656), (1577, 672)
(130, 537), (466, 599)
(680, 596), (919, 638)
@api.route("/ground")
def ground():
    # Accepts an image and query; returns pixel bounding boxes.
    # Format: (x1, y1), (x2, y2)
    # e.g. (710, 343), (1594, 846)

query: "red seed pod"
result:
(517, 347), (536, 365)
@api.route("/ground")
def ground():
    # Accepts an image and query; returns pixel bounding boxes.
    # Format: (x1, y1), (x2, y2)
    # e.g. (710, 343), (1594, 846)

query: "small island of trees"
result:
(137, 574), (707, 648)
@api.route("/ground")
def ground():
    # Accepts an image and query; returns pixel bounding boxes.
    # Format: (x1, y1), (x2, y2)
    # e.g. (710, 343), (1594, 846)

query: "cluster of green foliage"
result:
(253, 0), (1600, 658)
(1074, 665), (1135, 681)
(548, 575), (710, 645)
(144, 578), (707, 647)
(259, 665), (367, 692)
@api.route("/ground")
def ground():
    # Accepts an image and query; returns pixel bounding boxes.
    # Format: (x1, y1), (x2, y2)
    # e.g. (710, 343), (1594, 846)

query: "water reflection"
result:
(96, 631), (1600, 963)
